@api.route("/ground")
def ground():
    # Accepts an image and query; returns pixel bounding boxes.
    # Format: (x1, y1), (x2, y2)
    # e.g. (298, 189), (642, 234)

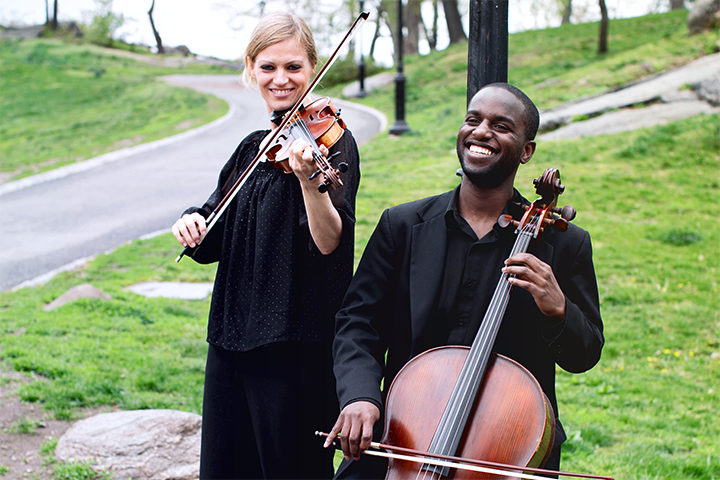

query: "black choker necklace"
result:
(270, 108), (291, 126)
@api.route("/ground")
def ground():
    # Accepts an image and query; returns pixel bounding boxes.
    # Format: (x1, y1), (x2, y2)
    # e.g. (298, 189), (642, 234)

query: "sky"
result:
(0, 0), (673, 65)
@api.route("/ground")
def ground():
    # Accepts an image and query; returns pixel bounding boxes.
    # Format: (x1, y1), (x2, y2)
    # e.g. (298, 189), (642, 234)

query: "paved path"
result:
(0, 75), (386, 291)
(539, 52), (720, 140)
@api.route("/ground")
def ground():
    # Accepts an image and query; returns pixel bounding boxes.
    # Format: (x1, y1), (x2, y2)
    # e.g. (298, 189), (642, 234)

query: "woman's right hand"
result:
(171, 213), (207, 248)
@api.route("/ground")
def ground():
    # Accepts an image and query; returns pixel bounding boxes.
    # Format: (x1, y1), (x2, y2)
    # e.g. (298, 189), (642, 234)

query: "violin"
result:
(176, 12), (369, 262)
(265, 97), (349, 193)
(320, 169), (613, 480)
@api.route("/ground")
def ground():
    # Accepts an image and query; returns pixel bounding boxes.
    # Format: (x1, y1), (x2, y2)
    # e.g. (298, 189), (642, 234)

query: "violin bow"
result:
(316, 432), (615, 480)
(176, 11), (369, 262)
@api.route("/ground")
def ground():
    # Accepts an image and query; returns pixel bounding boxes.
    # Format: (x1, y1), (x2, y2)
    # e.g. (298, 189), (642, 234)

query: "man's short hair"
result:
(479, 83), (539, 141)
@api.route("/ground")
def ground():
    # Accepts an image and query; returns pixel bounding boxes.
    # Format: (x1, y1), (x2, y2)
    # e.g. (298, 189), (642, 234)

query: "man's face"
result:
(456, 87), (535, 188)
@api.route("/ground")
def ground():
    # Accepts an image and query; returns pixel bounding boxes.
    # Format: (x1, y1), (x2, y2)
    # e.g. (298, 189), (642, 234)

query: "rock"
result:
(44, 284), (112, 311)
(693, 73), (720, 105)
(126, 281), (213, 299)
(55, 409), (201, 480)
(688, 0), (720, 35)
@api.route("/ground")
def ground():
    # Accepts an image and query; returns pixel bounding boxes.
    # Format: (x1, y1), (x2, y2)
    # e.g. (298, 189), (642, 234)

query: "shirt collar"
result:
(444, 186), (529, 238)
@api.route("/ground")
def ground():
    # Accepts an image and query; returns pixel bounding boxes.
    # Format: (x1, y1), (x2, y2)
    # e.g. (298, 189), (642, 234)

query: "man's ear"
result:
(520, 141), (536, 164)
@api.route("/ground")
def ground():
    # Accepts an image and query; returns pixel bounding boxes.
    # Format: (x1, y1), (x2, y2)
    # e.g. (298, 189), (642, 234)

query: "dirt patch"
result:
(0, 365), (105, 479)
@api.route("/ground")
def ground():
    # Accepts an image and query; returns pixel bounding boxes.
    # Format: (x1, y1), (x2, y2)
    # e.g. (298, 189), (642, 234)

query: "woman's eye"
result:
(260, 65), (275, 71)
(287, 64), (302, 71)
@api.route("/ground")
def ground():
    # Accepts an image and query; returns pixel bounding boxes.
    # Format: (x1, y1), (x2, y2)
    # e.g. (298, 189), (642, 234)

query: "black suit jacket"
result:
(333, 187), (604, 467)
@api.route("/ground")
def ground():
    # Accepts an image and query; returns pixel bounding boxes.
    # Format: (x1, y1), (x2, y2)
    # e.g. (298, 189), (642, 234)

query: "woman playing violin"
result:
(171, 12), (360, 479)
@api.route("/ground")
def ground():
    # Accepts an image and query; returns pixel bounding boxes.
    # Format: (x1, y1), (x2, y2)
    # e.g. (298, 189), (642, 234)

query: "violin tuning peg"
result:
(308, 169), (322, 181)
(338, 162), (348, 172)
(318, 182), (330, 194)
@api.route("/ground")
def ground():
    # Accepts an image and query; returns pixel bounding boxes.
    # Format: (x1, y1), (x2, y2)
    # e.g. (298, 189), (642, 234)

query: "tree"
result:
(561, 0), (573, 24)
(442, 0), (466, 44)
(148, 0), (164, 53)
(52, 0), (58, 30)
(670, 0), (686, 9)
(421, 0), (440, 51)
(405, 0), (422, 55)
(598, 0), (608, 54)
(369, 2), (388, 60)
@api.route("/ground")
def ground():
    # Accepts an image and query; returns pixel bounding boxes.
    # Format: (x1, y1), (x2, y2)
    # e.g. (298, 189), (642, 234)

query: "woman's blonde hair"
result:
(242, 12), (318, 86)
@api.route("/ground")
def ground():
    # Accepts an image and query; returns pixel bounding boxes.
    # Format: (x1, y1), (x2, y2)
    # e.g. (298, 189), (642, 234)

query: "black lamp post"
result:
(467, 0), (508, 106)
(356, 0), (367, 97)
(389, 0), (410, 135)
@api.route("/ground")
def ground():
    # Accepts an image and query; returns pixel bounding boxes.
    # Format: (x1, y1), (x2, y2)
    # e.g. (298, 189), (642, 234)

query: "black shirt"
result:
(435, 188), (530, 346)
(185, 129), (360, 352)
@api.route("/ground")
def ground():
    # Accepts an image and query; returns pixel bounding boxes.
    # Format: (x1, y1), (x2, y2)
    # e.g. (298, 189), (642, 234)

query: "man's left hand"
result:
(502, 253), (566, 320)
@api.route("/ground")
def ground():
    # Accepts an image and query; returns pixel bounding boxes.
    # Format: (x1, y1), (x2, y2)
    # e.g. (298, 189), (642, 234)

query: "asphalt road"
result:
(0, 75), (386, 291)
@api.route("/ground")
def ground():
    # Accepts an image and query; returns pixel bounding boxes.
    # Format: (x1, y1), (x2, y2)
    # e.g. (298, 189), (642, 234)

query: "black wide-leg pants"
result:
(200, 342), (337, 479)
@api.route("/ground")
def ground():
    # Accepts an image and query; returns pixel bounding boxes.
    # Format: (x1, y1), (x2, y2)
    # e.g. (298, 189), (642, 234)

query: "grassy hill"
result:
(0, 9), (719, 479)
(0, 38), (232, 182)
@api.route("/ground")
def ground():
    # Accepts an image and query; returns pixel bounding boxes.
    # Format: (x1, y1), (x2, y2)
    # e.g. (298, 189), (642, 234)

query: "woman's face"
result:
(249, 37), (315, 114)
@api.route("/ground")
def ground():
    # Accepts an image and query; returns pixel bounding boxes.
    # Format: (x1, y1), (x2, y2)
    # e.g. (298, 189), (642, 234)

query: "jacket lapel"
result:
(408, 193), (451, 348)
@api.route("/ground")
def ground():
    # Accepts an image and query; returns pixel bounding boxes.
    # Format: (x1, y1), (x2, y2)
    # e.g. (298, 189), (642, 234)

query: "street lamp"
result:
(356, 0), (367, 98)
(389, 0), (411, 135)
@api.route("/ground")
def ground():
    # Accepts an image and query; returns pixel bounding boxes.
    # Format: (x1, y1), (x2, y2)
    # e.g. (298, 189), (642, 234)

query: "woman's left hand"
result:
(288, 139), (327, 186)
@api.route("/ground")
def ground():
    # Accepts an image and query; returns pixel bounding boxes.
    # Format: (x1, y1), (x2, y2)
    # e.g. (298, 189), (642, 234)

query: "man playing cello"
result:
(326, 83), (604, 478)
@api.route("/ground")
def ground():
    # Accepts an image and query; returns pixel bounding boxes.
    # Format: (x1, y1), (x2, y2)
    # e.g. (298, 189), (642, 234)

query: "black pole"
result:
(389, 0), (410, 135)
(356, 0), (367, 97)
(466, 0), (508, 106)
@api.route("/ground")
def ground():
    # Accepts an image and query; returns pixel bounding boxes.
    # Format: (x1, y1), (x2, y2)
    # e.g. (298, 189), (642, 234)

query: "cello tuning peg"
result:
(338, 162), (348, 172)
(497, 214), (517, 229)
(560, 205), (576, 221)
(552, 217), (569, 232)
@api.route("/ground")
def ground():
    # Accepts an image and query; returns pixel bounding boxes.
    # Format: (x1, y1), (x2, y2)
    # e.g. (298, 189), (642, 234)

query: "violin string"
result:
(292, 115), (340, 186)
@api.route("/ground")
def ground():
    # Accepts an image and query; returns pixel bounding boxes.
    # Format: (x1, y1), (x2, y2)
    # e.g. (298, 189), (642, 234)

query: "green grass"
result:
(0, 38), (231, 181)
(1, 10), (719, 480)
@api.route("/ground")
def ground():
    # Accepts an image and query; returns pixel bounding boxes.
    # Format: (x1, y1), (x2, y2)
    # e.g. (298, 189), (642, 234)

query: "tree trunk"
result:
(148, 0), (164, 54)
(45, 0), (50, 25)
(52, 0), (58, 30)
(405, 0), (421, 55)
(369, 3), (387, 61)
(420, 0), (439, 51)
(598, 0), (608, 54)
(669, 0), (685, 9)
(561, 0), (573, 24)
(442, 0), (466, 44)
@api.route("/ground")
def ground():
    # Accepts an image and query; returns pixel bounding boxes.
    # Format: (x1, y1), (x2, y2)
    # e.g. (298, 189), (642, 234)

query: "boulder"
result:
(44, 284), (112, 311)
(55, 409), (201, 480)
(688, 0), (720, 34)
(693, 73), (720, 105)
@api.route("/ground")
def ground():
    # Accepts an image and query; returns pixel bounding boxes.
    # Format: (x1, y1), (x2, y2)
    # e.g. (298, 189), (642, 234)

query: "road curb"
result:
(0, 101), (236, 198)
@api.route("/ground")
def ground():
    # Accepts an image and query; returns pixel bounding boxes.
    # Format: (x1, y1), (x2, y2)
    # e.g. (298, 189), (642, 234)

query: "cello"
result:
(320, 169), (612, 480)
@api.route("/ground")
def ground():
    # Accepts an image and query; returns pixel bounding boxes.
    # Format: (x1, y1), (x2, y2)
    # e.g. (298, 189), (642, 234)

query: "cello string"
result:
(430, 221), (533, 456)
(431, 217), (536, 460)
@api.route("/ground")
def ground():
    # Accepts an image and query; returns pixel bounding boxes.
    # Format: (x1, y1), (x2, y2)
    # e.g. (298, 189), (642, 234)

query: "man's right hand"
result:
(324, 400), (381, 460)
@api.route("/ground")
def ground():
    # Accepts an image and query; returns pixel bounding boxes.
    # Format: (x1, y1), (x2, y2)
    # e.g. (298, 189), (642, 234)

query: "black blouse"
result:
(185, 129), (360, 352)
